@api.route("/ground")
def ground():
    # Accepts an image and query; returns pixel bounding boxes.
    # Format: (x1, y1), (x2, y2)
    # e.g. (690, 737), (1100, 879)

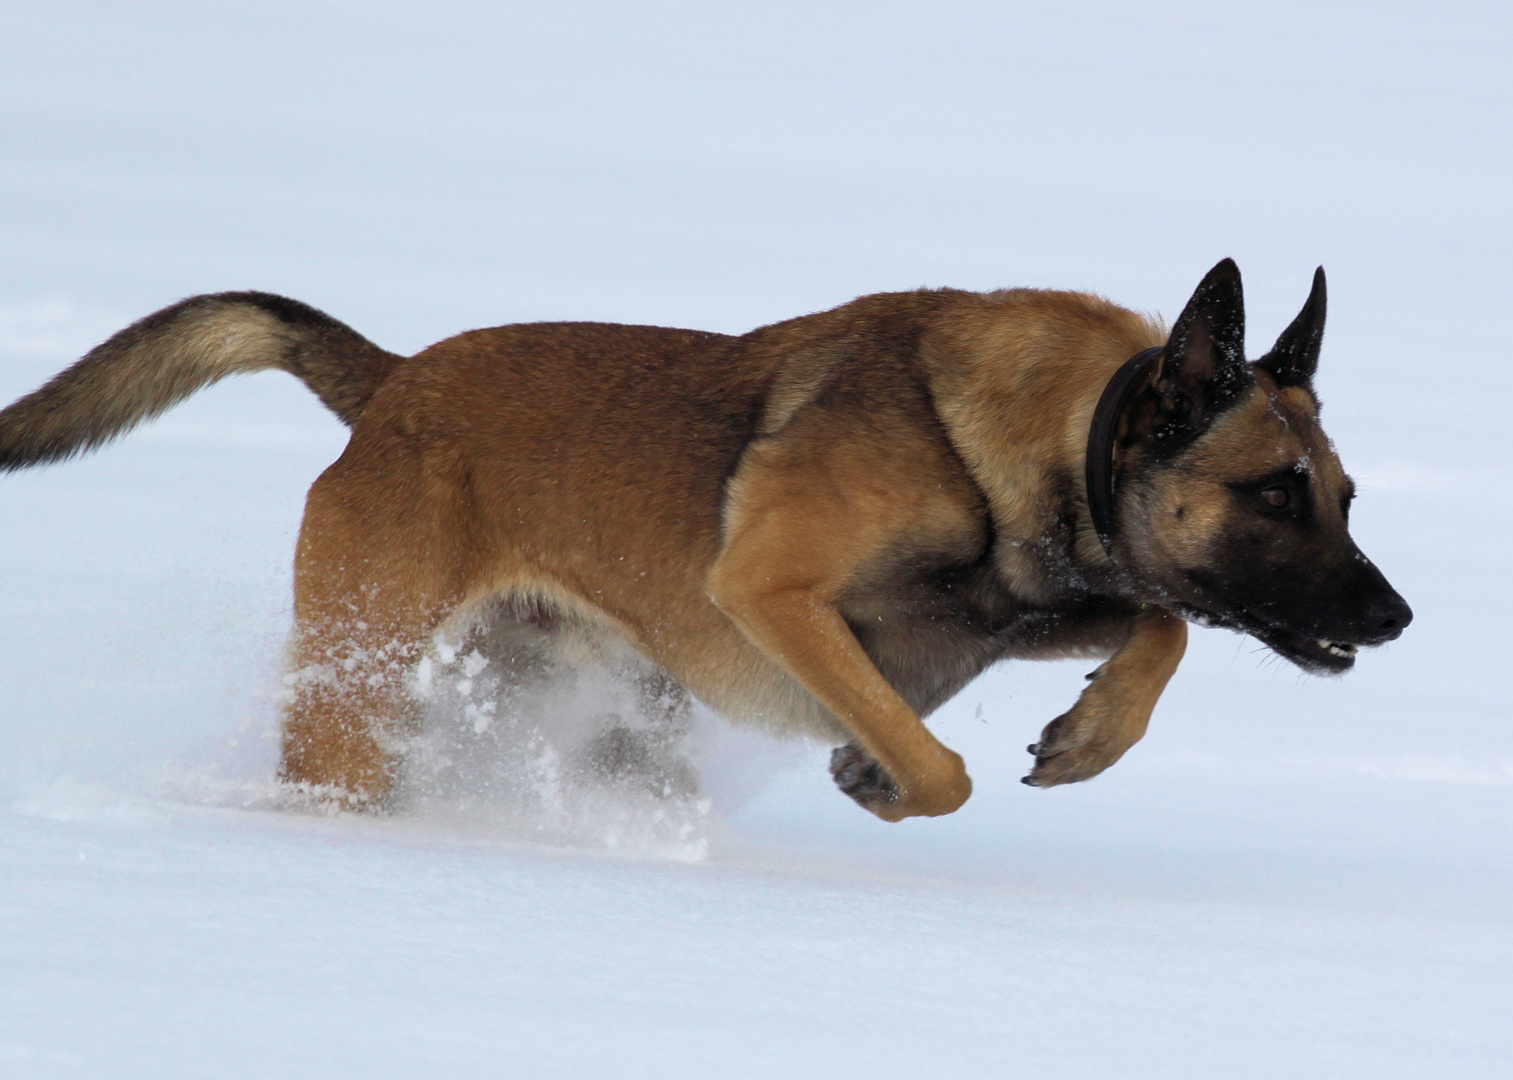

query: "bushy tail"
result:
(0, 291), (403, 471)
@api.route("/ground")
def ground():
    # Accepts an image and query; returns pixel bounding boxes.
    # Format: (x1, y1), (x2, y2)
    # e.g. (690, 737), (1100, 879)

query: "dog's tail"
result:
(0, 291), (403, 471)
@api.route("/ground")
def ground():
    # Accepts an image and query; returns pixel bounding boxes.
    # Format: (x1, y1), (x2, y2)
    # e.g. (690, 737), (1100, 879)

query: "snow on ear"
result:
(1256, 266), (1326, 390)
(1155, 258), (1253, 429)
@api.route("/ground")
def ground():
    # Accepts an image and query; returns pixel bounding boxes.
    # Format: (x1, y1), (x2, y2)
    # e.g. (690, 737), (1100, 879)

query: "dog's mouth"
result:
(1177, 603), (1369, 675)
(1257, 625), (1361, 674)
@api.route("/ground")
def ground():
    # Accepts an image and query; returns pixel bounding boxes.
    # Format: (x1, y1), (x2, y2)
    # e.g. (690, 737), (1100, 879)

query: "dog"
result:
(0, 260), (1411, 820)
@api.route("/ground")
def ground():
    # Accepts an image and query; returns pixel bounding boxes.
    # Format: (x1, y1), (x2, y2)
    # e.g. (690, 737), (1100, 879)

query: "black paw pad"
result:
(829, 744), (899, 805)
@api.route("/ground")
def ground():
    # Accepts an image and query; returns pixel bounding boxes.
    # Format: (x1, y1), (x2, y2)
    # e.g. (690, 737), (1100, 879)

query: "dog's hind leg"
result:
(1021, 608), (1187, 787)
(580, 665), (698, 798)
(277, 458), (479, 808)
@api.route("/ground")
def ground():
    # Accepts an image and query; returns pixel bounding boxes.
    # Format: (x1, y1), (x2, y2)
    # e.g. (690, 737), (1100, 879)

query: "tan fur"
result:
(921, 290), (1168, 594)
(1126, 375), (1350, 576)
(1, 273), (1389, 819)
(1023, 609), (1187, 786)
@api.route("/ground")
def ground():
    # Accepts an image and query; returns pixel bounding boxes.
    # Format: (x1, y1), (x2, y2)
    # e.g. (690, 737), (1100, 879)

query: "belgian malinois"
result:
(0, 260), (1411, 819)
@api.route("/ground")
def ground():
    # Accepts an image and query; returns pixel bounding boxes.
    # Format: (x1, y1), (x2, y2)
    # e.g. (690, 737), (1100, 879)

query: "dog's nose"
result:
(1366, 591), (1413, 638)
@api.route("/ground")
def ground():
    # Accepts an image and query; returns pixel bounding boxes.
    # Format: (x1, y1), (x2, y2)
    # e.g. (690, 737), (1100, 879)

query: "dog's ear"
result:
(1145, 258), (1252, 437)
(1255, 266), (1326, 389)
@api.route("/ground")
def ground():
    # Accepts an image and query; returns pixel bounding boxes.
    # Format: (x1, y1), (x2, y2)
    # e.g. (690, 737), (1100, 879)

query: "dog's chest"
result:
(837, 546), (1109, 717)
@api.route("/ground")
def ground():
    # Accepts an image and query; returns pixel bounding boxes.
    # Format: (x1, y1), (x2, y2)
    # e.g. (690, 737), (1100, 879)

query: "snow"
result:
(2, 1), (1511, 1076)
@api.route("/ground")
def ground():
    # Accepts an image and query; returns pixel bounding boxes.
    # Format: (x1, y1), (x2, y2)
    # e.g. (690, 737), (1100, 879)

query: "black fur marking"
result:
(1255, 267), (1327, 390)
(1145, 259), (1257, 462)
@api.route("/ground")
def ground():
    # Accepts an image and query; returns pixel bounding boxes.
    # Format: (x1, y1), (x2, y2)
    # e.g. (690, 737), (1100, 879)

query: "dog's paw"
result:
(1021, 706), (1126, 788)
(829, 743), (900, 809)
(830, 743), (973, 819)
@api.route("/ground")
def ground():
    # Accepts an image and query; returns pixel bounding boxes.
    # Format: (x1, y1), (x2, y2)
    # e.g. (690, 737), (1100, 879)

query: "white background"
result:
(1, 2), (1509, 1076)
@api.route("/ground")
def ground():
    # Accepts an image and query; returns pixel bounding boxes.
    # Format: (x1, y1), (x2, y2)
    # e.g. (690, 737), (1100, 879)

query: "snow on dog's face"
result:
(1117, 262), (1412, 674)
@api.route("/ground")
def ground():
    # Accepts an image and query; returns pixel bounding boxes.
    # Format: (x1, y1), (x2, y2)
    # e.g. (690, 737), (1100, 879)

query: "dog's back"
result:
(358, 320), (755, 579)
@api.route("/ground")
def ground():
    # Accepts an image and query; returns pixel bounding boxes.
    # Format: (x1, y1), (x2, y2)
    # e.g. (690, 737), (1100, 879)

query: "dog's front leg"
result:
(1022, 607), (1187, 787)
(711, 568), (971, 820)
(708, 441), (976, 821)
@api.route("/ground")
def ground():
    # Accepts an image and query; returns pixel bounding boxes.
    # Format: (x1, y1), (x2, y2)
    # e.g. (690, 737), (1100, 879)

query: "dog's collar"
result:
(1085, 345), (1165, 559)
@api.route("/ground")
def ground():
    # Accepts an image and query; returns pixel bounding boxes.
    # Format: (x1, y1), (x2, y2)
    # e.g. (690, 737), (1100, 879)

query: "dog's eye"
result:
(1260, 487), (1289, 509)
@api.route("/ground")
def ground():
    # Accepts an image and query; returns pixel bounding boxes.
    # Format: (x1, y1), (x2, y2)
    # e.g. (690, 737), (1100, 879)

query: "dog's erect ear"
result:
(1146, 259), (1252, 436)
(1255, 266), (1326, 389)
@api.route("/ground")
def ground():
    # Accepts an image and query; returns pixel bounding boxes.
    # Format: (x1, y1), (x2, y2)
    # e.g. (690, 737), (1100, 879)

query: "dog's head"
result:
(1113, 260), (1411, 673)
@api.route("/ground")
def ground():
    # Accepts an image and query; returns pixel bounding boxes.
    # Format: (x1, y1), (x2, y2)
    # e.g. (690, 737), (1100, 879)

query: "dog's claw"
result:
(1022, 754), (1062, 787)
(1022, 747), (1059, 787)
(829, 743), (899, 807)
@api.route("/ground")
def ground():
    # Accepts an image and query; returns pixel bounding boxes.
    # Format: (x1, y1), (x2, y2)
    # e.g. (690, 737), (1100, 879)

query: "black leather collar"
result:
(1085, 346), (1165, 560)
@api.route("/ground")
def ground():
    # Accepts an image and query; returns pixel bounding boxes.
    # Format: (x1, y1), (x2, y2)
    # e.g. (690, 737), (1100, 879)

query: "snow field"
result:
(2, 1), (1512, 1076)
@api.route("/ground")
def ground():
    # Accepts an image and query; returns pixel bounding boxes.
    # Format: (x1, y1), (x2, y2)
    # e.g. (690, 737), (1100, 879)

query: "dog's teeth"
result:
(1316, 639), (1357, 658)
